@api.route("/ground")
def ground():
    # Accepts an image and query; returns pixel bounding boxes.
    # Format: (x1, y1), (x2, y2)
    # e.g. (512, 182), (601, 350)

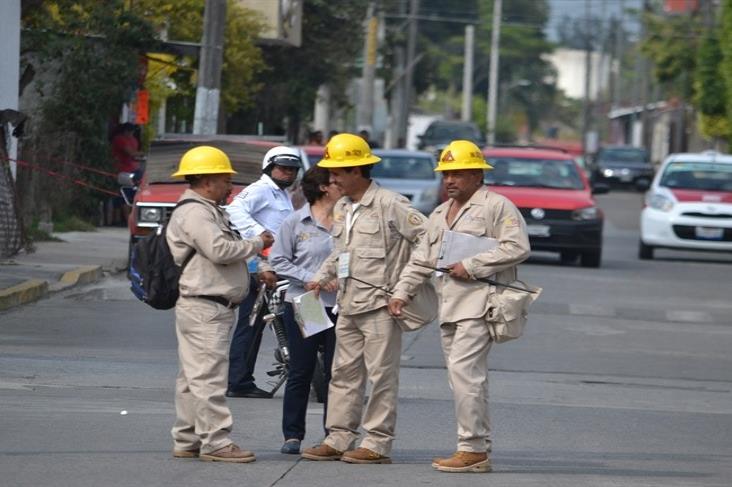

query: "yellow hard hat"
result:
(171, 146), (237, 178)
(317, 133), (381, 168)
(435, 140), (493, 172)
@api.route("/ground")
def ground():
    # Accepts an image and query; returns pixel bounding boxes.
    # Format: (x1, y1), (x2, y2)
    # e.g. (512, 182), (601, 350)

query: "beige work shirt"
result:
(392, 186), (530, 322)
(313, 181), (426, 316)
(166, 189), (264, 303)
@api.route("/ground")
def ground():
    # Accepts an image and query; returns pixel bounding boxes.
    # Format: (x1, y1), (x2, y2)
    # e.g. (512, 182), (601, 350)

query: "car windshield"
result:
(484, 158), (584, 190)
(598, 148), (648, 163)
(372, 155), (435, 180)
(660, 162), (732, 191)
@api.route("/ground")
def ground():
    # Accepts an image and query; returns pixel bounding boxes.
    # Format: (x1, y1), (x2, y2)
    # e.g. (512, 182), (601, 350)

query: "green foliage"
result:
(229, 0), (370, 136)
(722, 0), (732, 144)
(694, 30), (729, 140)
(21, 1), (159, 221)
(641, 8), (701, 99)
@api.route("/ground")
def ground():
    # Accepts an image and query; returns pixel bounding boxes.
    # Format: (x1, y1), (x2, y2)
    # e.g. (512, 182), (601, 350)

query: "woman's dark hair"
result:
(301, 166), (332, 204)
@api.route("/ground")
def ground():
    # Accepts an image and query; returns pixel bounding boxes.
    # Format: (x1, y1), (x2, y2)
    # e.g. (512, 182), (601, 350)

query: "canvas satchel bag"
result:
(484, 280), (542, 343)
(394, 279), (438, 332)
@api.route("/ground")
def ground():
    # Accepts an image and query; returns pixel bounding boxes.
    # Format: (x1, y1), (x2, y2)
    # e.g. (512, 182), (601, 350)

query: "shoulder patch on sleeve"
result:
(408, 212), (425, 226)
(502, 215), (519, 228)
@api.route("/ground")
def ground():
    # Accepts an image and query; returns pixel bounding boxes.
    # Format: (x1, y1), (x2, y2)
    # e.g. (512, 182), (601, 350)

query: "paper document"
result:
(436, 230), (498, 267)
(292, 291), (335, 338)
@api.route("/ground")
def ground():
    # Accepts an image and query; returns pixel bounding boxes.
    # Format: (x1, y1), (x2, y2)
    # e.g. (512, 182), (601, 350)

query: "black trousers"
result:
(227, 276), (263, 392)
(281, 303), (337, 440)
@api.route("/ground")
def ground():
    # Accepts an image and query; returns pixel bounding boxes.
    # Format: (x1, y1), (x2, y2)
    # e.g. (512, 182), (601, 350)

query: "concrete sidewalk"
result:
(0, 227), (129, 311)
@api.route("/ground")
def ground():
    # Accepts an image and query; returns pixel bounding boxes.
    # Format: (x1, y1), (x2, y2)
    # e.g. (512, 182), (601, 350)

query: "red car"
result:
(481, 146), (609, 267)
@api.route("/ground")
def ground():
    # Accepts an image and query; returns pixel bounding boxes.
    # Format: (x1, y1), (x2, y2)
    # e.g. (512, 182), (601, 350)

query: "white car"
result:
(639, 151), (732, 259)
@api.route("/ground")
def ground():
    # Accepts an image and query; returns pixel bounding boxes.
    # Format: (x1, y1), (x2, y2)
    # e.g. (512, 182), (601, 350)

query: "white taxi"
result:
(639, 151), (732, 259)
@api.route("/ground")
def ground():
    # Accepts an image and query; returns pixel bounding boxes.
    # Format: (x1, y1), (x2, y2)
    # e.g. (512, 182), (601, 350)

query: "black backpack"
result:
(129, 199), (202, 310)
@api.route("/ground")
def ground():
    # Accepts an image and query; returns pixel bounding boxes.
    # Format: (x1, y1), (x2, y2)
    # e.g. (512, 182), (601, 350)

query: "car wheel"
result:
(560, 251), (578, 265)
(580, 249), (602, 268)
(638, 240), (654, 260)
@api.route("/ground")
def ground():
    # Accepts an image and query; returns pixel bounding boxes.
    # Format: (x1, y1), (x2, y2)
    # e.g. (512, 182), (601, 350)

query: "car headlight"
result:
(139, 207), (163, 222)
(647, 193), (674, 212)
(572, 206), (601, 221)
(602, 168), (614, 177)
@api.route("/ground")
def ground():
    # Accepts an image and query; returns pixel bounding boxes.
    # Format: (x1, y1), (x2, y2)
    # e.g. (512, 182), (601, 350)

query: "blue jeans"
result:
(227, 276), (264, 393)
(282, 303), (336, 440)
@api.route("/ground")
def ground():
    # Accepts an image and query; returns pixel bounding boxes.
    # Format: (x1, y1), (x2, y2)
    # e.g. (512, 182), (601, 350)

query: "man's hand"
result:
(388, 297), (407, 317)
(305, 281), (321, 297)
(259, 271), (277, 289)
(447, 262), (470, 280)
(322, 279), (338, 293)
(259, 231), (274, 249)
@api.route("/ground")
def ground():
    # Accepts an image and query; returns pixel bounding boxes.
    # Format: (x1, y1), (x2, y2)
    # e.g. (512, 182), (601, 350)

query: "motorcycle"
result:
(249, 280), (327, 401)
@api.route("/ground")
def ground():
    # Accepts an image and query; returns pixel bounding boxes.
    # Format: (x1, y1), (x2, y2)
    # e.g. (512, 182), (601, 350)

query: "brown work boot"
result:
(172, 448), (199, 458)
(433, 451), (491, 473)
(301, 443), (343, 461)
(341, 447), (392, 464)
(199, 444), (256, 463)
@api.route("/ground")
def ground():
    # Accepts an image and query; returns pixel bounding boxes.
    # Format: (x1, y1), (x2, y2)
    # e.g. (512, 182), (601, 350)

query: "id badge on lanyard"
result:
(337, 252), (350, 278)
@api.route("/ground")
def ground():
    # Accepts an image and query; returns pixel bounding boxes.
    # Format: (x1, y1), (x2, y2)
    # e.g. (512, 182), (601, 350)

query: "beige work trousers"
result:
(171, 297), (235, 455)
(324, 307), (402, 456)
(440, 318), (493, 453)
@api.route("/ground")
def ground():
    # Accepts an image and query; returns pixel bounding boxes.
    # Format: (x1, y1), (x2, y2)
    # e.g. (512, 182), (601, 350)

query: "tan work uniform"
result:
(166, 189), (263, 455)
(392, 186), (530, 453)
(312, 181), (426, 456)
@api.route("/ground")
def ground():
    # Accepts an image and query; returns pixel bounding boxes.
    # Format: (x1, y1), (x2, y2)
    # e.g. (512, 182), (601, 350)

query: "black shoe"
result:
(280, 439), (301, 454)
(226, 386), (271, 398)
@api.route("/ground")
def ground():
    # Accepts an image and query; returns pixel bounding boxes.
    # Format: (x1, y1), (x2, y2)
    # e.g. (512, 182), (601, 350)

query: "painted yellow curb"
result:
(0, 279), (49, 311)
(59, 265), (103, 286)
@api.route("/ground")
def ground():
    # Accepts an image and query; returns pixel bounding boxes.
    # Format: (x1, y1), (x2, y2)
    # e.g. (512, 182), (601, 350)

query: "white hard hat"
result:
(262, 146), (303, 171)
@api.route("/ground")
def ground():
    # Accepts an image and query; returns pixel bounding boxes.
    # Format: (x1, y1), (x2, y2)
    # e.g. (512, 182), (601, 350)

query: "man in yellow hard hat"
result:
(300, 133), (427, 464)
(388, 140), (531, 473)
(166, 146), (274, 463)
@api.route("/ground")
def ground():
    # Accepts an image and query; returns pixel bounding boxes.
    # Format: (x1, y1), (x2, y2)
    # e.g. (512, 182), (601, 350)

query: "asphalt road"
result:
(1, 191), (731, 487)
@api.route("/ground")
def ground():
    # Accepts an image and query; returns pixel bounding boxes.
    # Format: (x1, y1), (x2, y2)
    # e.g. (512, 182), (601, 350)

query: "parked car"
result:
(127, 136), (299, 262)
(482, 146), (609, 267)
(639, 150), (732, 260)
(417, 120), (486, 157)
(371, 149), (440, 215)
(592, 145), (654, 191)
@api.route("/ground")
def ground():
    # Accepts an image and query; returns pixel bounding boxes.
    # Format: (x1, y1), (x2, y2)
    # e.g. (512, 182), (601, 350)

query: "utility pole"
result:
(193, 0), (226, 135)
(399, 0), (419, 147)
(461, 25), (475, 122)
(359, 2), (378, 132)
(486, 0), (502, 145)
(581, 0), (593, 162)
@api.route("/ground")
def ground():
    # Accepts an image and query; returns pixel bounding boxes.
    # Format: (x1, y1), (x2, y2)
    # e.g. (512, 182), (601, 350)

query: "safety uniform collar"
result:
(433, 185), (489, 215)
(347, 180), (379, 207)
(182, 188), (220, 208)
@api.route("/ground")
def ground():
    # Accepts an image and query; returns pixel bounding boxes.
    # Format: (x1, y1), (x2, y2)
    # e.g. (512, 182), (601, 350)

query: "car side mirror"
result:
(592, 182), (610, 195)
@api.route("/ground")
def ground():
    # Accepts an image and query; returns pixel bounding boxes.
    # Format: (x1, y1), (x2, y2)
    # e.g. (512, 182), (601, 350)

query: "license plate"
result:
(527, 224), (551, 237)
(619, 172), (633, 182)
(695, 226), (723, 240)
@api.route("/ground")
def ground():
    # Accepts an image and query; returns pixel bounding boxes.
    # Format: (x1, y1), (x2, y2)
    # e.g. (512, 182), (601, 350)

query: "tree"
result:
(694, 30), (730, 143)
(20, 1), (159, 222)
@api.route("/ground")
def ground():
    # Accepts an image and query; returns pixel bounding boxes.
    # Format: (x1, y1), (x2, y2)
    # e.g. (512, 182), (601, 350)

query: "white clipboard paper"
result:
(292, 291), (335, 338)
(436, 230), (498, 268)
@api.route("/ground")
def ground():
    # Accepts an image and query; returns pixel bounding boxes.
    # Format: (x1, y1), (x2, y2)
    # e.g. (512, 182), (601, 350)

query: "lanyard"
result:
(345, 203), (361, 245)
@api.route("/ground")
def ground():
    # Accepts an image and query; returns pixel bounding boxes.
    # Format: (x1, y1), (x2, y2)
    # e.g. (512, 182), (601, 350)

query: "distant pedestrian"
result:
(166, 146), (274, 463)
(389, 140), (530, 473)
(270, 165), (342, 455)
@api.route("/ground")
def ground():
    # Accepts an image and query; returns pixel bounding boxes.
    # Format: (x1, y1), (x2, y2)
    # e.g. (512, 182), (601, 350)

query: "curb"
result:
(0, 279), (49, 311)
(0, 262), (121, 312)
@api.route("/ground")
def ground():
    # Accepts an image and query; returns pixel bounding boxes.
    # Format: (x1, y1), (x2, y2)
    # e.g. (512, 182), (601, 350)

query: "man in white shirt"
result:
(225, 146), (302, 398)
